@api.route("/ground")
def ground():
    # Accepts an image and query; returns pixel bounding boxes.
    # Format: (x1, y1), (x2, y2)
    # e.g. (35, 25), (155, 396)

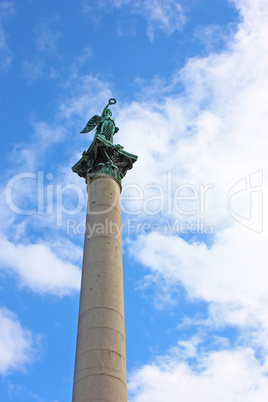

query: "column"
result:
(72, 174), (127, 402)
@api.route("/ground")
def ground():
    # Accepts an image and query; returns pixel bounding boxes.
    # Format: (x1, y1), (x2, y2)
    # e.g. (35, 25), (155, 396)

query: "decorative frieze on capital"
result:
(72, 134), (138, 182)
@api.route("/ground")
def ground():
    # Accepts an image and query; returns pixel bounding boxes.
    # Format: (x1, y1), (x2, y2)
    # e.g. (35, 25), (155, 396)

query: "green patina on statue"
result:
(80, 98), (119, 143)
(72, 98), (138, 182)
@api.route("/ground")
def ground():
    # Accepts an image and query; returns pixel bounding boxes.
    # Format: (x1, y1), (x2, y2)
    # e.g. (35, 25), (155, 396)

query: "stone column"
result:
(72, 126), (137, 401)
(72, 174), (127, 402)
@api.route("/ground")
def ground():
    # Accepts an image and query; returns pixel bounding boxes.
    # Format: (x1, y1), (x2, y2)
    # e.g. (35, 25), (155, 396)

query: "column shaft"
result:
(72, 174), (127, 402)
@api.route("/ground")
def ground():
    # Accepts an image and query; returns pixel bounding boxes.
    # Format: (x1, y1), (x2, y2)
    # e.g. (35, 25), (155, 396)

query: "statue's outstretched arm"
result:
(101, 103), (109, 118)
(101, 98), (116, 117)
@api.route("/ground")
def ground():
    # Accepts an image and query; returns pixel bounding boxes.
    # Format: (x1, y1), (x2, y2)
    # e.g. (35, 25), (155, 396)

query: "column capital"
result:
(72, 134), (138, 183)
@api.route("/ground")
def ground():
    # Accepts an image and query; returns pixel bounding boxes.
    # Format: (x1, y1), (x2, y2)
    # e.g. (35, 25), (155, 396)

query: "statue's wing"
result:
(80, 115), (101, 134)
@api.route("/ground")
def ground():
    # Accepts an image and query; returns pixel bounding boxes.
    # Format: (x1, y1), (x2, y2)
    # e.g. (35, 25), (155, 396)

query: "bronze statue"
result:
(80, 98), (119, 143)
(73, 97), (138, 181)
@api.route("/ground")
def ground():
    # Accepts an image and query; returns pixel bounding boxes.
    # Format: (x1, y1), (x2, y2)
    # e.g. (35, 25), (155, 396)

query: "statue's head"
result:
(105, 109), (112, 117)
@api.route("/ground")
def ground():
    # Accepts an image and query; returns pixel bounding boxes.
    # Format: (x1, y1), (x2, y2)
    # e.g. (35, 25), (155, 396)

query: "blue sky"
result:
(0, 0), (267, 401)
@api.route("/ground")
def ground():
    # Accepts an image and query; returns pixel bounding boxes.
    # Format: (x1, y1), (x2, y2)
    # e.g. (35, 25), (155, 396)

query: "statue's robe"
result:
(80, 114), (118, 143)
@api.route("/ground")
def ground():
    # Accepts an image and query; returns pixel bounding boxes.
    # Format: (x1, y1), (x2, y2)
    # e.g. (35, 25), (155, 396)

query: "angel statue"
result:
(80, 98), (119, 143)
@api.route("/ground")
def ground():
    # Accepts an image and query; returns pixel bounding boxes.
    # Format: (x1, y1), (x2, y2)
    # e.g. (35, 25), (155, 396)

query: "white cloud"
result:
(0, 307), (33, 375)
(128, 346), (268, 402)
(83, 0), (186, 40)
(131, 225), (268, 335)
(121, 0), (268, 399)
(123, 34), (268, 392)
(58, 74), (113, 122)
(134, 0), (186, 41)
(193, 24), (231, 54)
(0, 234), (81, 296)
(114, 0), (268, 228)
(7, 120), (67, 173)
